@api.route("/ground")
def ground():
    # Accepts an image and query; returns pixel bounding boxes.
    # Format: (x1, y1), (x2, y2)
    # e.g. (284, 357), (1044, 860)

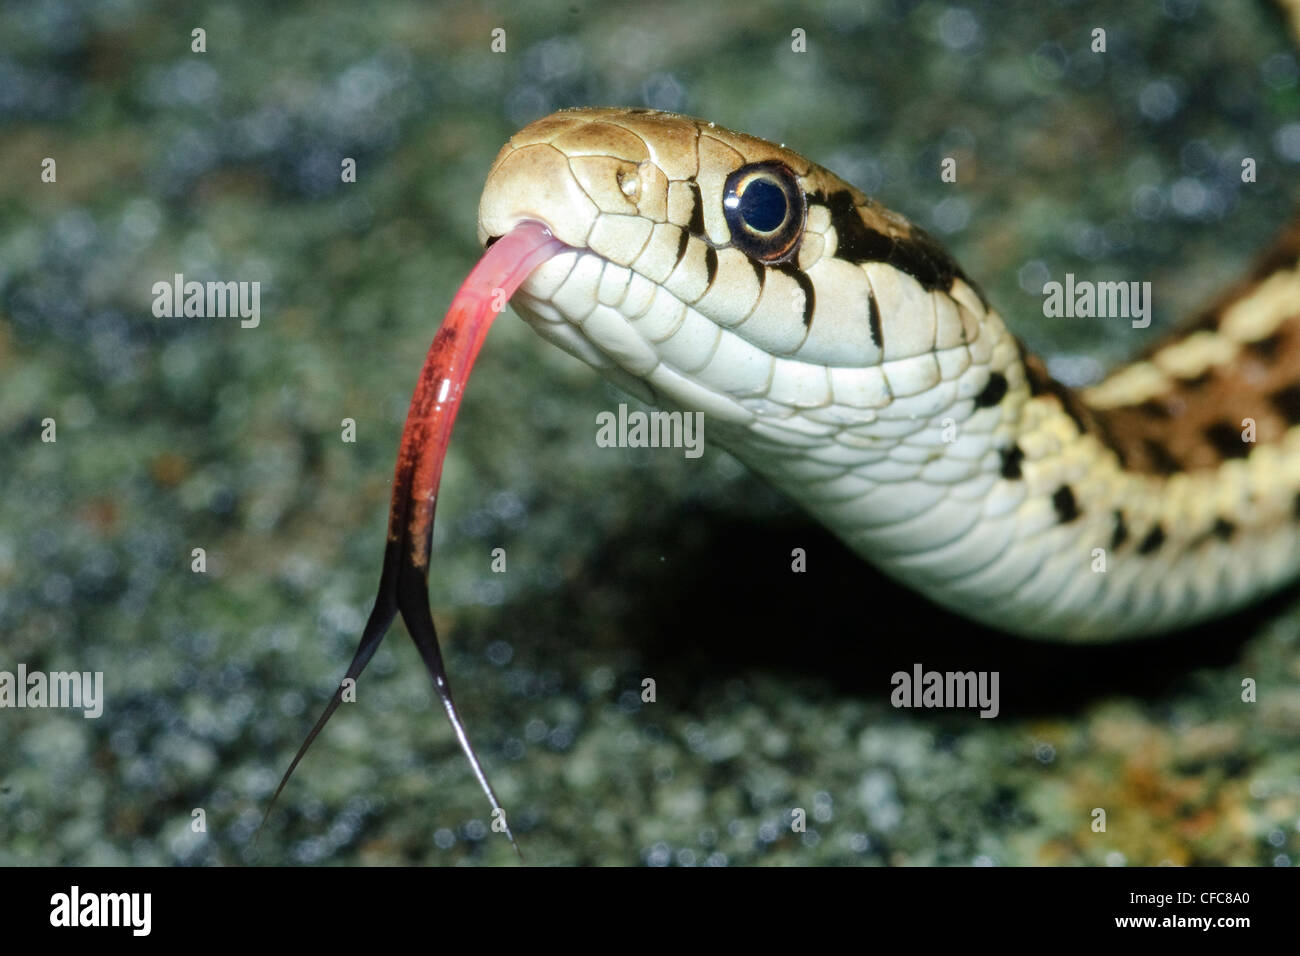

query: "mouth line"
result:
(484, 217), (577, 253)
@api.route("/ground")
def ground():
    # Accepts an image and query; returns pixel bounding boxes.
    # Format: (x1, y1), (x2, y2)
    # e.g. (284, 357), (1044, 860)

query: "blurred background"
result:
(2, 0), (1298, 865)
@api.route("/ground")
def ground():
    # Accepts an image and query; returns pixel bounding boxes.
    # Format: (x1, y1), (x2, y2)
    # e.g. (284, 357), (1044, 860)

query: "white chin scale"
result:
(510, 249), (760, 423)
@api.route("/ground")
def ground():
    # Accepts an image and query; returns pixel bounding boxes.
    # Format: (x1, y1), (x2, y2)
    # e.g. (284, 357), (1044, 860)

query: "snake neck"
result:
(717, 219), (1300, 641)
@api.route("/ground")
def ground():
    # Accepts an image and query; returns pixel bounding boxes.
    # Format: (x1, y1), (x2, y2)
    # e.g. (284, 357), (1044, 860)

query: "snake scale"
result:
(475, 106), (1300, 642)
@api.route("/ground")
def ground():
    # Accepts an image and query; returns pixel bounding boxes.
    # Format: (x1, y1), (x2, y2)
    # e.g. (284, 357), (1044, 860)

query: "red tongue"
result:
(392, 222), (566, 564)
(262, 222), (564, 857)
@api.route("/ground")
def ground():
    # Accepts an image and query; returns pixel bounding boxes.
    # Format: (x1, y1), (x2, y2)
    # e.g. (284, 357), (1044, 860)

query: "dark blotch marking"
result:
(1142, 439), (1181, 475)
(1204, 421), (1251, 459)
(1137, 399), (1172, 419)
(1138, 524), (1166, 555)
(1013, 338), (1143, 469)
(1271, 384), (1300, 425)
(1212, 517), (1236, 541)
(704, 246), (718, 287)
(811, 189), (982, 300)
(673, 228), (691, 269)
(867, 291), (882, 349)
(686, 181), (705, 236)
(1246, 332), (1283, 360)
(773, 262), (816, 327)
(1045, 379), (1091, 437)
(815, 190), (884, 265)
(1052, 485), (1081, 523)
(1111, 511), (1128, 550)
(973, 371), (1008, 408)
(1018, 347), (1090, 432)
(1015, 340), (1047, 396)
(1000, 445), (1025, 480)
(484, 235), (501, 249)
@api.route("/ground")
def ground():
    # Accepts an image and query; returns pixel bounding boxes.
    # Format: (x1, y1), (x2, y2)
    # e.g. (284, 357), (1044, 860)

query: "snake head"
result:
(475, 107), (991, 441)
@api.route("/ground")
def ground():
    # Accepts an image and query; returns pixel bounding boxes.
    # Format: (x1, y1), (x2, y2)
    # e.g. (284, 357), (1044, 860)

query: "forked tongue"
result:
(261, 222), (564, 857)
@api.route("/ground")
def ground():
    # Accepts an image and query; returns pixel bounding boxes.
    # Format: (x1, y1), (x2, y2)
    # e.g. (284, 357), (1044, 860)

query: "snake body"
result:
(476, 107), (1300, 641)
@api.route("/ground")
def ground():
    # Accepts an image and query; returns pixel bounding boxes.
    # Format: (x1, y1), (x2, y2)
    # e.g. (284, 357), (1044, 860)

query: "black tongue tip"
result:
(255, 552), (400, 844)
(395, 559), (522, 859)
(260, 539), (521, 859)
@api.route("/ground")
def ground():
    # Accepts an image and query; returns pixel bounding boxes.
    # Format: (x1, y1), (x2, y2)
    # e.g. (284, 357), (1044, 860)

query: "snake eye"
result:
(722, 161), (806, 263)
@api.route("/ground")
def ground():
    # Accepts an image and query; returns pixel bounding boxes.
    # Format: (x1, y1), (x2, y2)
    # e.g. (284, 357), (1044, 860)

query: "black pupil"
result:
(739, 177), (787, 232)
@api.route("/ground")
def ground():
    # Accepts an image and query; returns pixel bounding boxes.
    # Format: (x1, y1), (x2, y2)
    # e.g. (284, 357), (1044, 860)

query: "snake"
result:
(265, 24), (1300, 845)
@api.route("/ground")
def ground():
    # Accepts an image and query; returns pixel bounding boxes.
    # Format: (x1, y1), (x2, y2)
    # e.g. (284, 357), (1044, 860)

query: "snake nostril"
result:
(617, 167), (642, 202)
